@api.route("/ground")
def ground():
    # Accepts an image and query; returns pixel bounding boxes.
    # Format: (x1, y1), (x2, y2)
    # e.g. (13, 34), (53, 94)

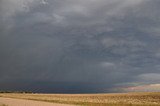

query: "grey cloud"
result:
(0, 0), (160, 93)
(136, 73), (160, 83)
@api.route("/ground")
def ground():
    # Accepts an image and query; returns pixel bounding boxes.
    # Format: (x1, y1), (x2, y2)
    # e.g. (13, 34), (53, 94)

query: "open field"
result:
(0, 92), (160, 106)
(0, 97), (74, 106)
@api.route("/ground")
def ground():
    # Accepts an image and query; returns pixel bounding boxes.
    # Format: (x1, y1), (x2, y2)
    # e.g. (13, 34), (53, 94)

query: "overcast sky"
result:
(0, 0), (160, 93)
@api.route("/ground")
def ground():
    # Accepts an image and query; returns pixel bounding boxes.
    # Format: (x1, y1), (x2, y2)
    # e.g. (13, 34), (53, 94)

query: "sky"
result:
(0, 0), (160, 93)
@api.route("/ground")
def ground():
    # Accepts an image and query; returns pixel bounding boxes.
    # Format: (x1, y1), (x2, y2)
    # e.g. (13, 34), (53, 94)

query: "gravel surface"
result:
(0, 97), (76, 106)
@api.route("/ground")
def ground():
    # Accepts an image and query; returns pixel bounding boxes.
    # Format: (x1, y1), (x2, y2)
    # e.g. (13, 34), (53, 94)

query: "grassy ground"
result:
(0, 92), (160, 106)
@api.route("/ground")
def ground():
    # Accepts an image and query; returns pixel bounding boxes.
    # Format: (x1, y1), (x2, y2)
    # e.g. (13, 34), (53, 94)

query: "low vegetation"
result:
(0, 92), (160, 106)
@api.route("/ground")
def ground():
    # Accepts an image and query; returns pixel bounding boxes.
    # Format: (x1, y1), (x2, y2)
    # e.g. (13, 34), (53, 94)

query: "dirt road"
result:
(0, 97), (76, 106)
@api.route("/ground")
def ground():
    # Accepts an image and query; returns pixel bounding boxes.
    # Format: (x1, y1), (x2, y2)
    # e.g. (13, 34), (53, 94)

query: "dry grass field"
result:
(0, 92), (160, 106)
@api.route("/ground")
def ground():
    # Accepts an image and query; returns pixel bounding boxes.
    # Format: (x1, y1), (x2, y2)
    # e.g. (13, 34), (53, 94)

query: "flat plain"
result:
(0, 97), (74, 106)
(0, 92), (160, 106)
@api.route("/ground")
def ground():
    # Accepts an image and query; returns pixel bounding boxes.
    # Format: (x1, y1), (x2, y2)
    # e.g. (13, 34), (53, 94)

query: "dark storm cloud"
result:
(0, 0), (160, 93)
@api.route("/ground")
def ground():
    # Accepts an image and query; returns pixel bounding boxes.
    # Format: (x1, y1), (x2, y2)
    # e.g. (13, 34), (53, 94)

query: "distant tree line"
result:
(0, 91), (33, 93)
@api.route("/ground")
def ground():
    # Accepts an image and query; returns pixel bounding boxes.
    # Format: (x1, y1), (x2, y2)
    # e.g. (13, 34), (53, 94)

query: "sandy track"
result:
(0, 97), (76, 106)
